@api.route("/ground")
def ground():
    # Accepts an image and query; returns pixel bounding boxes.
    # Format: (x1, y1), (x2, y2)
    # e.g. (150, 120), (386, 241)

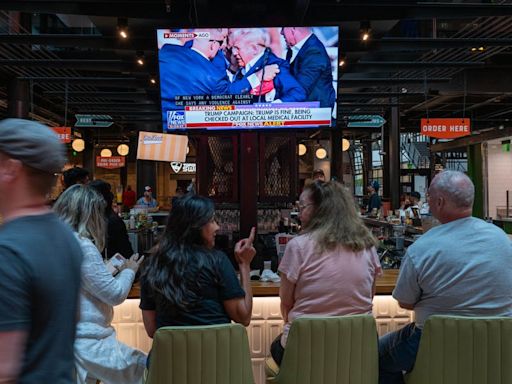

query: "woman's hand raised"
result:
(234, 227), (256, 266)
(124, 253), (145, 273)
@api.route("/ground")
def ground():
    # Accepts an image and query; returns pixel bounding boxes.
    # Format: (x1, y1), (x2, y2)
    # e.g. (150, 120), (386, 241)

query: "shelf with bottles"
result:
(215, 209), (240, 234)
(257, 209), (281, 233)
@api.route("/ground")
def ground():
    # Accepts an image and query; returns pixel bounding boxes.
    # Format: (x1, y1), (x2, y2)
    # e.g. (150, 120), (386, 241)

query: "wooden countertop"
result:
(128, 269), (399, 299)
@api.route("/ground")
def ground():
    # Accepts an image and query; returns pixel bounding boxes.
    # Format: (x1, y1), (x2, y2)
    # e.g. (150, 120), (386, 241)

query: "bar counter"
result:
(116, 268), (408, 384)
(128, 269), (399, 299)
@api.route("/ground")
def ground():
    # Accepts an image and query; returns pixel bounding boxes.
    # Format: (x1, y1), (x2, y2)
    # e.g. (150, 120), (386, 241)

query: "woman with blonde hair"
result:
(270, 180), (382, 365)
(54, 184), (146, 384)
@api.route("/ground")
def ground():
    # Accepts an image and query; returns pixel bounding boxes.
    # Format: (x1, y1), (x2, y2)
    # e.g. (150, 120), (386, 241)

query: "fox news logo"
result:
(167, 111), (185, 129)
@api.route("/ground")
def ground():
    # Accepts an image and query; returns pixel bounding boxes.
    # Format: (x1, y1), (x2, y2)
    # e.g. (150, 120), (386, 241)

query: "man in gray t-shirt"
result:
(379, 170), (512, 384)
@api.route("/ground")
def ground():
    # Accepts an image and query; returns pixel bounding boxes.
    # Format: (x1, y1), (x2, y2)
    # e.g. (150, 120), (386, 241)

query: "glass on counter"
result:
(420, 214), (440, 233)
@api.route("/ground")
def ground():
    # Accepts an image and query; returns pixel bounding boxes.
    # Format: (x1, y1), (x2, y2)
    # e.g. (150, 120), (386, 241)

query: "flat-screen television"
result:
(157, 26), (339, 131)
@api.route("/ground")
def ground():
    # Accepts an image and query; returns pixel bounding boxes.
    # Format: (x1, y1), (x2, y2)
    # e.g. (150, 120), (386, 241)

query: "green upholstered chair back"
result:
(405, 315), (512, 384)
(267, 315), (378, 384)
(145, 323), (254, 384)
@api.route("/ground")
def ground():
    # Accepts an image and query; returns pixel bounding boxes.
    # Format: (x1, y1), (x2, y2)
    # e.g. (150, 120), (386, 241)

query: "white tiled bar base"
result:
(113, 296), (413, 384)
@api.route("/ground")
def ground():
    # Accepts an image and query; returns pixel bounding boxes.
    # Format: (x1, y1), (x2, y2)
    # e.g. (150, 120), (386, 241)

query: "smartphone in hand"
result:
(105, 253), (127, 276)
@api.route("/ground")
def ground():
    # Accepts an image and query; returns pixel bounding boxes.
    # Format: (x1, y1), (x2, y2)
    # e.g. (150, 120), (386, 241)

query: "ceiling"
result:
(2, 0), (512, 141)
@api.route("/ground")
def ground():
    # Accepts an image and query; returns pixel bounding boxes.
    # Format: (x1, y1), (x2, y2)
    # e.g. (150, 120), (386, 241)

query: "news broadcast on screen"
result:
(157, 26), (339, 131)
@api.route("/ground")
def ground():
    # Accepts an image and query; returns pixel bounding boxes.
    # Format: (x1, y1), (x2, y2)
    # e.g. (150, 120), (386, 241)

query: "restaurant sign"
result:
(52, 127), (72, 143)
(96, 156), (126, 169)
(170, 162), (196, 174)
(420, 118), (471, 139)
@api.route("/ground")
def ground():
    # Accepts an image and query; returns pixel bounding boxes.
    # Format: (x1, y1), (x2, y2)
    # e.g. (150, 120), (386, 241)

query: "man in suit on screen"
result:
(230, 28), (306, 103)
(281, 27), (336, 109)
(159, 28), (280, 128)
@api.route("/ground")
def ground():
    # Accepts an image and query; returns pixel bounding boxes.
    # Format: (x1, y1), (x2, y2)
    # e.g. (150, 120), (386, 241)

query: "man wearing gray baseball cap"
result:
(0, 119), (83, 383)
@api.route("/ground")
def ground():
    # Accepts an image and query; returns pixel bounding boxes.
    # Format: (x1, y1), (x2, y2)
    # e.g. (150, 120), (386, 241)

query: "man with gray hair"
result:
(0, 119), (83, 383)
(379, 170), (512, 384)
(230, 28), (306, 103)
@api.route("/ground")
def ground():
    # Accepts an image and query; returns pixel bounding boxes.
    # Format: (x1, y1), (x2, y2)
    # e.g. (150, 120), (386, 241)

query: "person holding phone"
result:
(54, 185), (146, 384)
(140, 194), (256, 341)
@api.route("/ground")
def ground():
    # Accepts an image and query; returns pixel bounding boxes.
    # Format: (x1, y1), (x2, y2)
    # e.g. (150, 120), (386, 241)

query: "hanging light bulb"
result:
(360, 21), (371, 41)
(100, 148), (112, 157)
(117, 144), (129, 156)
(71, 138), (85, 152)
(315, 147), (327, 160)
(117, 18), (128, 39)
(136, 51), (145, 66)
(298, 143), (307, 156)
(342, 138), (350, 151)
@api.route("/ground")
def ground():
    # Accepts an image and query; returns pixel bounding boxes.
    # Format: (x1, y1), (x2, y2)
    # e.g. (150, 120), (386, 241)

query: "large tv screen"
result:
(157, 26), (339, 131)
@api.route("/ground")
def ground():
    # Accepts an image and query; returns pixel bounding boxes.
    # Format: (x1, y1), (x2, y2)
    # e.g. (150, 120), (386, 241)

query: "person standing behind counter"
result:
(136, 186), (159, 212)
(367, 180), (382, 214)
(90, 179), (134, 260)
(271, 181), (382, 366)
(122, 185), (136, 210)
(404, 191), (421, 219)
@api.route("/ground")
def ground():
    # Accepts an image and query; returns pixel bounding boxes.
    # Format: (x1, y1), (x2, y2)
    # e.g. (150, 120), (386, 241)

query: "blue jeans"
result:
(378, 323), (422, 384)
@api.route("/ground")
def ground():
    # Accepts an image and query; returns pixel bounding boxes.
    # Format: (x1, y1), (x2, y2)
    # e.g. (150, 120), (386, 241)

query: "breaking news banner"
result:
(157, 26), (339, 131)
(168, 102), (331, 129)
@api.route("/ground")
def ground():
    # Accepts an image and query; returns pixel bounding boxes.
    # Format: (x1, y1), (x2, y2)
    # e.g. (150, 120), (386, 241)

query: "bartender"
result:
(366, 180), (382, 214)
(136, 186), (159, 212)
(405, 191), (421, 219)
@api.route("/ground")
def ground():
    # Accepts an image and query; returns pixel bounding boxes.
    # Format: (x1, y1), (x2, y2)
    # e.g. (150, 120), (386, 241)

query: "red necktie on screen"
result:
(250, 80), (275, 96)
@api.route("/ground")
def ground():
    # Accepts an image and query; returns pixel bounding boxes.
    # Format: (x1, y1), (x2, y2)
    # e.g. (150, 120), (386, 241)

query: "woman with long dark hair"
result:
(140, 194), (255, 337)
(270, 180), (382, 365)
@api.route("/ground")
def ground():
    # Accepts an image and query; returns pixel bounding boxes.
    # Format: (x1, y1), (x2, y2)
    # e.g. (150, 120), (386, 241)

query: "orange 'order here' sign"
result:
(420, 118), (471, 139)
(96, 156), (126, 169)
(52, 127), (72, 143)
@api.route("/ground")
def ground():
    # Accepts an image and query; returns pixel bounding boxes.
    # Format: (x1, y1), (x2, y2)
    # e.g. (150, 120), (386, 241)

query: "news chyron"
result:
(157, 27), (339, 131)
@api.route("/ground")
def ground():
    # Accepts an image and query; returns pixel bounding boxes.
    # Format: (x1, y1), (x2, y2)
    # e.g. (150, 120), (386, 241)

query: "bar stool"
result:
(144, 323), (254, 384)
(405, 315), (512, 384)
(265, 315), (379, 384)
